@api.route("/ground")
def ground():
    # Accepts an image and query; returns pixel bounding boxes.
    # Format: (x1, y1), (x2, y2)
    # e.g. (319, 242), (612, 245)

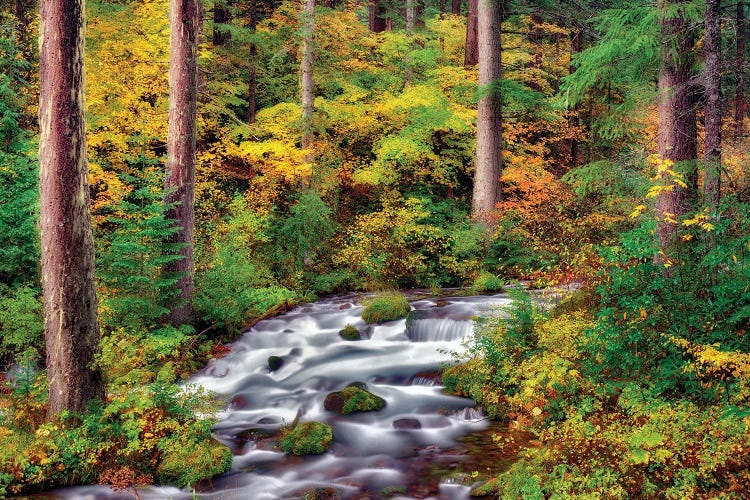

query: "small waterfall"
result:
(451, 407), (485, 422)
(406, 318), (473, 342)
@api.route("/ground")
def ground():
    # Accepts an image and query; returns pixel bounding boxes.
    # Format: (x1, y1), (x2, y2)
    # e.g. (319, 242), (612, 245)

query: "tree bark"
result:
(301, 0), (315, 166)
(165, 0), (199, 326)
(569, 28), (583, 169)
(464, 0), (478, 66)
(39, 0), (105, 418)
(656, 0), (698, 263)
(248, 0), (257, 124)
(405, 0), (414, 86)
(736, 0), (746, 139)
(213, 0), (231, 46)
(452, 0), (460, 15)
(472, 0), (503, 228)
(369, 0), (387, 32)
(704, 0), (721, 213)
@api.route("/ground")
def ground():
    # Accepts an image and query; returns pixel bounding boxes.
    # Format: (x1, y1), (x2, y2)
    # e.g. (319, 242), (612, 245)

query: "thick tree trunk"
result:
(472, 0), (503, 228)
(301, 0), (315, 166)
(452, 0), (460, 15)
(39, 0), (105, 418)
(569, 28), (583, 169)
(369, 0), (387, 32)
(704, 0), (722, 212)
(165, 0), (199, 326)
(213, 0), (231, 46)
(248, 0), (257, 124)
(736, 0), (746, 139)
(656, 0), (698, 263)
(464, 0), (478, 66)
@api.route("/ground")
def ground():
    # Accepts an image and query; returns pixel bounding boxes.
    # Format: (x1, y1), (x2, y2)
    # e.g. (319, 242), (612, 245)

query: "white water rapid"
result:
(52, 292), (514, 500)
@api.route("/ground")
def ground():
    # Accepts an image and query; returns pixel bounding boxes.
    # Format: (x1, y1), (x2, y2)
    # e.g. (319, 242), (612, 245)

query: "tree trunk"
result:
(405, 0), (414, 86)
(452, 0), (460, 15)
(369, 0), (386, 32)
(406, 0), (415, 31)
(464, 0), (478, 66)
(569, 29), (583, 169)
(213, 0), (231, 46)
(472, 0), (503, 228)
(301, 0), (315, 167)
(736, 0), (746, 139)
(248, 0), (257, 124)
(39, 0), (104, 418)
(656, 0), (698, 263)
(165, 0), (199, 326)
(704, 0), (721, 213)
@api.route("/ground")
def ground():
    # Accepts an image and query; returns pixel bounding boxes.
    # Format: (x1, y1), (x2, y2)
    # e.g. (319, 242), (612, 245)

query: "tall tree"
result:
(655, 0), (698, 261)
(369, 0), (387, 32)
(569, 28), (583, 168)
(452, 0), (460, 15)
(213, 0), (231, 46)
(736, 0), (746, 139)
(39, 0), (105, 417)
(300, 0), (315, 176)
(704, 0), (721, 212)
(248, 0), (258, 123)
(464, 0), (478, 66)
(472, 0), (503, 227)
(165, 0), (199, 326)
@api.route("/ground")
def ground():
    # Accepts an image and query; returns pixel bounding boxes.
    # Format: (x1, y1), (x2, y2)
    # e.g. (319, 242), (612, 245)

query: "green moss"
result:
(361, 292), (410, 324)
(157, 434), (233, 487)
(338, 324), (361, 341)
(280, 421), (334, 455)
(324, 386), (386, 414)
(471, 272), (505, 293)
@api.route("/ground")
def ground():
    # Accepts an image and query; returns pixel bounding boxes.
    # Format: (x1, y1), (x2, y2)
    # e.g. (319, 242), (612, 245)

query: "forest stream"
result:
(47, 292), (531, 500)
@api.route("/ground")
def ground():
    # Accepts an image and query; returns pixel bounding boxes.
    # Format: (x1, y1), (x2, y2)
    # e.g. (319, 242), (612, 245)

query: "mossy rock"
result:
(324, 386), (386, 415)
(268, 355), (284, 371)
(280, 421), (333, 456)
(362, 292), (411, 324)
(471, 272), (505, 294)
(338, 324), (361, 341)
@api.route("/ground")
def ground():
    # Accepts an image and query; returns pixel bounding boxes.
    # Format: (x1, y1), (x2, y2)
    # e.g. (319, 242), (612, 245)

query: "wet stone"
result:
(393, 418), (422, 430)
(267, 356), (284, 371)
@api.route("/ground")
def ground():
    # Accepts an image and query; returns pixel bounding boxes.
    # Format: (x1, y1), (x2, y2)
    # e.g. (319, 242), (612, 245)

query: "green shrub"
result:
(195, 197), (296, 334)
(0, 382), (231, 495)
(362, 292), (410, 324)
(471, 272), (505, 293)
(0, 285), (43, 368)
(280, 421), (333, 455)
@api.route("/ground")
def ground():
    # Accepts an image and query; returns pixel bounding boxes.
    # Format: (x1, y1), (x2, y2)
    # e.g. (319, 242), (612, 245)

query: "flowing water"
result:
(52, 293), (517, 500)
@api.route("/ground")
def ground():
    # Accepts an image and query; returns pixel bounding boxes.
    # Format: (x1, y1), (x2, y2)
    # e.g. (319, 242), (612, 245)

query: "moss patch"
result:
(471, 272), (505, 293)
(324, 386), (386, 414)
(362, 292), (410, 324)
(280, 421), (333, 456)
(338, 324), (361, 341)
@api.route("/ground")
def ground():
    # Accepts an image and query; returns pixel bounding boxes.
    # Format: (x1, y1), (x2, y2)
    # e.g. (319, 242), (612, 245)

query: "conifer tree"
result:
(165, 0), (200, 326)
(39, 0), (104, 417)
(655, 0), (698, 262)
(472, 0), (504, 228)
(704, 0), (721, 212)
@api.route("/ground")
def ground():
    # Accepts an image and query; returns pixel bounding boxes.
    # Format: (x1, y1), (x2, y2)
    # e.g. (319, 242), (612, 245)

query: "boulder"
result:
(280, 421), (333, 456)
(338, 324), (361, 341)
(324, 386), (386, 415)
